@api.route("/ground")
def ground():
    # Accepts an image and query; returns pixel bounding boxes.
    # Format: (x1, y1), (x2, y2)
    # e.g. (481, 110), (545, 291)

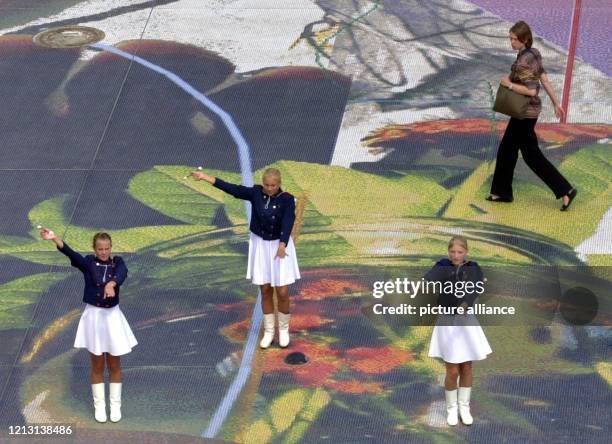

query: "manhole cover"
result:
(33, 26), (105, 48)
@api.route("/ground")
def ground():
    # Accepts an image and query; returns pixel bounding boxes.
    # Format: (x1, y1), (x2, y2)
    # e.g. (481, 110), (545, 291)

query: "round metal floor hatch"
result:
(284, 352), (308, 365)
(33, 26), (105, 48)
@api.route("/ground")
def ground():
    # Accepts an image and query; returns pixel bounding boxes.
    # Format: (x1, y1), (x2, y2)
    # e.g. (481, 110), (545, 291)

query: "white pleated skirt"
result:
(247, 232), (300, 286)
(74, 304), (138, 356)
(428, 314), (492, 364)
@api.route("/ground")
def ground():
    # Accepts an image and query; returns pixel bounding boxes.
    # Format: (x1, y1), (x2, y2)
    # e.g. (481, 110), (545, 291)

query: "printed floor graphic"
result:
(0, 1), (610, 443)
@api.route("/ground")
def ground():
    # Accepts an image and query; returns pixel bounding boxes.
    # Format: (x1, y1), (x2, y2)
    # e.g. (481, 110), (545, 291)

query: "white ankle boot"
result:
(458, 386), (473, 425)
(445, 389), (458, 426)
(109, 382), (122, 422)
(91, 383), (107, 423)
(278, 312), (290, 348)
(260, 313), (275, 349)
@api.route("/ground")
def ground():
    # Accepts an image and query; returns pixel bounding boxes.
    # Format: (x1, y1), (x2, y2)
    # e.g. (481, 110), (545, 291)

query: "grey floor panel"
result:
(68, 170), (184, 229)
(0, 170), (87, 237)
(91, 42), (351, 170)
(0, 41), (129, 169)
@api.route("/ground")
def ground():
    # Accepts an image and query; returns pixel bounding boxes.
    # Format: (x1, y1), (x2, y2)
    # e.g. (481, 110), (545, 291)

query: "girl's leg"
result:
(458, 361), (472, 387)
(90, 353), (107, 422)
(90, 352), (105, 384)
(106, 354), (121, 383)
(444, 362), (460, 390)
(276, 285), (290, 314)
(107, 354), (123, 422)
(276, 285), (291, 348)
(458, 361), (474, 425)
(260, 284), (274, 314)
(260, 284), (276, 348)
(444, 362), (460, 426)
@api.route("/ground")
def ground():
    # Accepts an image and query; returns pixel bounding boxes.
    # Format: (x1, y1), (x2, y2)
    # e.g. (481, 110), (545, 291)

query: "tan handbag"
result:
(493, 85), (530, 119)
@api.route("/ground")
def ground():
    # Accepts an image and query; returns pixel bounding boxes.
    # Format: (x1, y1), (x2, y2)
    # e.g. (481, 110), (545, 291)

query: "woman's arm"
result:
(424, 262), (445, 282)
(104, 257), (128, 299)
(276, 197), (296, 258)
(539, 73), (565, 120)
(460, 264), (484, 308)
(40, 228), (87, 271)
(191, 170), (253, 201)
(500, 75), (537, 97)
(40, 227), (64, 249)
(279, 197), (296, 246)
(110, 257), (128, 286)
(191, 171), (216, 185)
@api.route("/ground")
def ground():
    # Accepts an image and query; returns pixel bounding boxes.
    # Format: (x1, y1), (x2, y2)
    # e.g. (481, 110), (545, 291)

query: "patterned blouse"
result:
(510, 47), (546, 118)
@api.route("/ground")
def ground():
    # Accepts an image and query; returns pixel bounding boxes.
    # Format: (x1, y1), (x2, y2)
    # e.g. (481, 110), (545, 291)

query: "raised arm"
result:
(40, 228), (87, 271)
(191, 170), (253, 201)
(190, 170), (216, 185)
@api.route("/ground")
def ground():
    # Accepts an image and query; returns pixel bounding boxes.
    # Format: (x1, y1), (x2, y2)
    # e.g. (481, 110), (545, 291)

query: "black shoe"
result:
(486, 195), (513, 203)
(560, 188), (577, 211)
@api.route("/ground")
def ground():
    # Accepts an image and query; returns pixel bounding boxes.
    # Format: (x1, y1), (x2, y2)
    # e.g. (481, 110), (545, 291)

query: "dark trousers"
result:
(491, 117), (572, 199)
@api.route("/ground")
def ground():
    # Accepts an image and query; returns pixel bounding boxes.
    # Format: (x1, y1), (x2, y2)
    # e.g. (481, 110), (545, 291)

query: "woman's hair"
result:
(93, 232), (112, 248)
(510, 21), (533, 48)
(262, 168), (282, 183)
(448, 235), (468, 251)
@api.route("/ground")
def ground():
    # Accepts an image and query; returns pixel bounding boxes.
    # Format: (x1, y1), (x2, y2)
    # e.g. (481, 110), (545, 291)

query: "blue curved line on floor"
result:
(89, 42), (262, 439)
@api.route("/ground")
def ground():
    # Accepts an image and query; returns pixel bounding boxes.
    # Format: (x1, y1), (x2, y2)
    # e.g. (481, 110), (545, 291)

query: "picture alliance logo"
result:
(371, 302), (516, 316)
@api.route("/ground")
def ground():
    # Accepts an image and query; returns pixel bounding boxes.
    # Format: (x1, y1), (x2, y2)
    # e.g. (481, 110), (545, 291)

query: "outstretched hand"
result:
(39, 227), (57, 241)
(39, 227), (64, 248)
(190, 170), (215, 183)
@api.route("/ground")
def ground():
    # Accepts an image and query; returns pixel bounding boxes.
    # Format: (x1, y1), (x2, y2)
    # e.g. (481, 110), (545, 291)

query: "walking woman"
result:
(488, 21), (577, 211)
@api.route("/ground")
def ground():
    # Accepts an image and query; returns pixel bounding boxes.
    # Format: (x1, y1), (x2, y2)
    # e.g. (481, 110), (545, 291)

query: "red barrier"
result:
(561, 0), (582, 123)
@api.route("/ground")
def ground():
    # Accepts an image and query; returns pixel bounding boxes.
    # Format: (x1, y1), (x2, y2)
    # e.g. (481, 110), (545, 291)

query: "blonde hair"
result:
(93, 232), (112, 249)
(448, 235), (468, 251)
(262, 168), (282, 183)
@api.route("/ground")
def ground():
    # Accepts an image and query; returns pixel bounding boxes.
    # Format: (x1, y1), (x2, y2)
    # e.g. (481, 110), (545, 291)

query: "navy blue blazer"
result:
(424, 258), (484, 308)
(213, 178), (296, 245)
(57, 242), (128, 308)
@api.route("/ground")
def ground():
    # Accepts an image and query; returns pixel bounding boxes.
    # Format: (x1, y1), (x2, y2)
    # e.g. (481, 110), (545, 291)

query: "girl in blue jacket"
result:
(426, 235), (491, 426)
(40, 229), (137, 423)
(191, 167), (300, 349)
